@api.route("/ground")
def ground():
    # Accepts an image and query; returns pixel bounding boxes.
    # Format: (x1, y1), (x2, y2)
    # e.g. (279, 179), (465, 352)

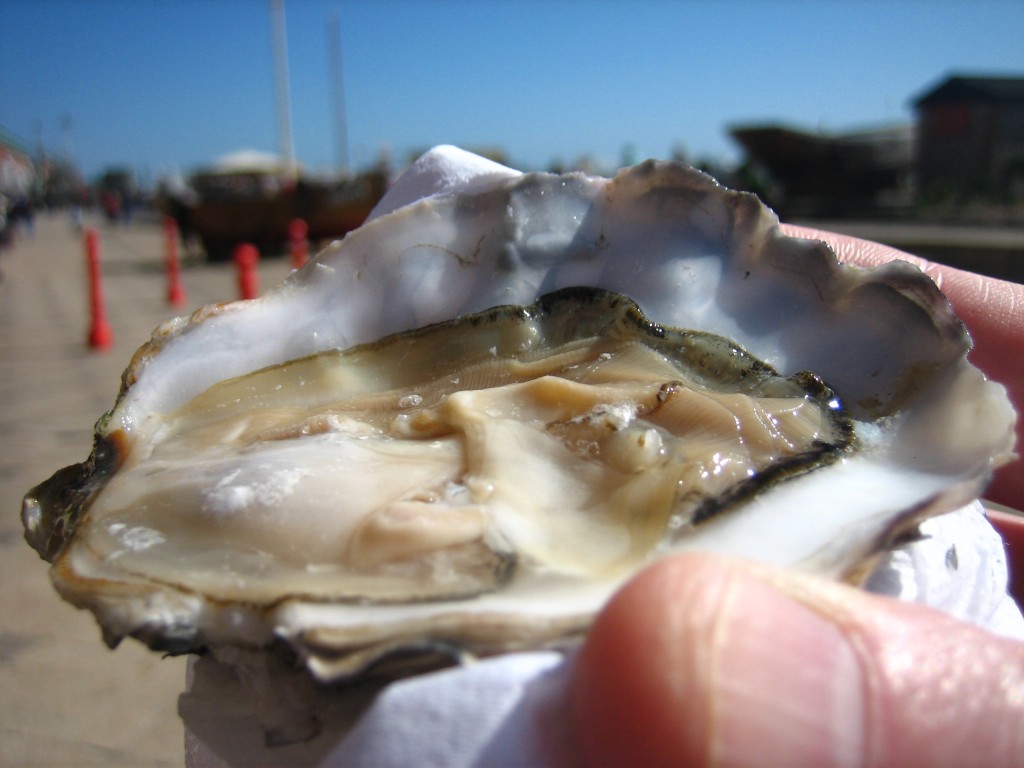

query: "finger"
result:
(781, 224), (1024, 508)
(570, 553), (1024, 768)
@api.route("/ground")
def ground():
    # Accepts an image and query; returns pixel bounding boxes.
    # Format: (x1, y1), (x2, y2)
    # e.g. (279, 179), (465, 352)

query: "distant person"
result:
(101, 189), (122, 223)
(10, 196), (35, 239)
(0, 193), (10, 249)
(122, 192), (135, 224)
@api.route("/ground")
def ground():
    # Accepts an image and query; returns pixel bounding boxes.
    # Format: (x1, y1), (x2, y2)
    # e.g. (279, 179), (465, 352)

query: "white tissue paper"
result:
(183, 146), (1023, 768)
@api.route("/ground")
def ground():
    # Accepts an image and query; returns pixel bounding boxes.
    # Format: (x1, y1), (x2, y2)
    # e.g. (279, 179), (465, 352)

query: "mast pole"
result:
(328, 12), (349, 173)
(269, 0), (297, 177)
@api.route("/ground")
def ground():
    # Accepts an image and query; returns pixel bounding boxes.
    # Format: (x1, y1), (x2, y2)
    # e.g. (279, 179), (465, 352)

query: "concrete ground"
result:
(0, 212), (294, 767)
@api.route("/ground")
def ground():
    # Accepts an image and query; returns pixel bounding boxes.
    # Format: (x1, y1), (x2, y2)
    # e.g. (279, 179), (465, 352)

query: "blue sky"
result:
(2, 0), (1023, 182)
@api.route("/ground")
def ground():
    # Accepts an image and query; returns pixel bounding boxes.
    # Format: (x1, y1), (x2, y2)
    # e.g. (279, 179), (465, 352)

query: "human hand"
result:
(569, 233), (1024, 768)
(569, 553), (1024, 767)
(782, 226), (1024, 508)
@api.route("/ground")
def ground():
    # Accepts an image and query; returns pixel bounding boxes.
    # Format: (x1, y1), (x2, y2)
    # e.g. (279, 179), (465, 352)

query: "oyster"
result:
(23, 155), (1016, 684)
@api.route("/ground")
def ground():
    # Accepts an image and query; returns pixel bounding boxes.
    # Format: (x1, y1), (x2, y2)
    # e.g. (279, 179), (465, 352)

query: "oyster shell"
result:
(23, 156), (1016, 683)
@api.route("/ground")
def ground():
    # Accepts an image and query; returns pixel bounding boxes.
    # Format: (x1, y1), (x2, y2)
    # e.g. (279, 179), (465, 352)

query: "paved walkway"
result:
(0, 211), (294, 767)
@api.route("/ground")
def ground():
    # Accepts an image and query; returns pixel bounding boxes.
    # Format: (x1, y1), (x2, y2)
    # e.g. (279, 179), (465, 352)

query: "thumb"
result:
(569, 553), (1024, 768)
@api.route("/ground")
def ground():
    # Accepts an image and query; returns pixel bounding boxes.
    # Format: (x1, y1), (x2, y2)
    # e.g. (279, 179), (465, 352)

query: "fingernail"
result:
(710, 571), (865, 768)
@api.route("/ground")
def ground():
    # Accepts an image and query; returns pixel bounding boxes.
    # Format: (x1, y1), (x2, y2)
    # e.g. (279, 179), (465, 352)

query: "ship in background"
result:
(728, 122), (915, 218)
(158, 150), (387, 260)
(159, 1), (386, 260)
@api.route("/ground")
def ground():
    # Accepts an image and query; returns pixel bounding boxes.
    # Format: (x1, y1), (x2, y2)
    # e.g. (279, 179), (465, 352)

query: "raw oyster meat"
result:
(23, 157), (1016, 683)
